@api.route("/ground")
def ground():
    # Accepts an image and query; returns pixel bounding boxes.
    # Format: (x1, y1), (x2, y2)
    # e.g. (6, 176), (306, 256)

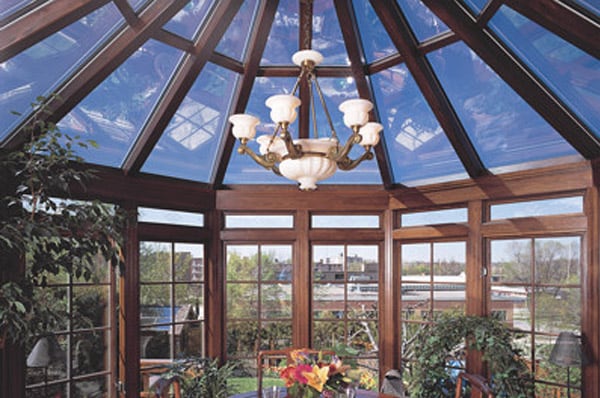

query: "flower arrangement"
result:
(278, 349), (355, 397)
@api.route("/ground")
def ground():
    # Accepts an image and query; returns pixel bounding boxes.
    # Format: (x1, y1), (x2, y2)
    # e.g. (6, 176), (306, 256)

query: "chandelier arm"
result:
(279, 123), (303, 159)
(237, 140), (279, 170)
(312, 76), (338, 141)
(335, 149), (374, 171)
(327, 126), (362, 162)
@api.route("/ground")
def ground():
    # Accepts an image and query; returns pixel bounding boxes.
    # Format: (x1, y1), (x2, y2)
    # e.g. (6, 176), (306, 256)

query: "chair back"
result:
(454, 372), (494, 398)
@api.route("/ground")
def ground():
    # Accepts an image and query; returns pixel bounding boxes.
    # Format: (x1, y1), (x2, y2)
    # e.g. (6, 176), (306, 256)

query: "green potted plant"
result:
(408, 313), (534, 398)
(0, 96), (126, 347)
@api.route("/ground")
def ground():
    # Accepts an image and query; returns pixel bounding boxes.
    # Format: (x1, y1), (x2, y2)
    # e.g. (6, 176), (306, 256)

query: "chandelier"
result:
(228, 50), (382, 190)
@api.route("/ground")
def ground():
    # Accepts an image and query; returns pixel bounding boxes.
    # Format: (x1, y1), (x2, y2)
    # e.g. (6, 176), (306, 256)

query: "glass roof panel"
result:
(397, 0), (450, 43)
(224, 77), (297, 185)
(57, 40), (185, 167)
(261, 0), (299, 65)
(0, 0), (32, 20)
(0, 2), (124, 142)
(142, 63), (239, 182)
(461, 0), (488, 15)
(573, 1), (599, 16)
(215, 0), (259, 61)
(489, 6), (600, 138)
(312, 0), (349, 66)
(163, 0), (214, 41)
(371, 65), (468, 186)
(427, 42), (579, 169)
(351, 0), (397, 63)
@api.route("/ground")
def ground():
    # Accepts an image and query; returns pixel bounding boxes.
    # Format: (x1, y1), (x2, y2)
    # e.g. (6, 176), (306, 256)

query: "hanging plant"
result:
(410, 313), (534, 398)
(0, 96), (127, 346)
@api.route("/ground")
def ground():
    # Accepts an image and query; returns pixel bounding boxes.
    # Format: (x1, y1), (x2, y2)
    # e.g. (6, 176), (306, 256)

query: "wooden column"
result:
(294, 210), (311, 347)
(119, 205), (139, 397)
(206, 209), (225, 360)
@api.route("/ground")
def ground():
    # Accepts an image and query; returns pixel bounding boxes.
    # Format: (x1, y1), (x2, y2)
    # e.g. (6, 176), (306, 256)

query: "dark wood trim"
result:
(380, 209), (399, 375)
(477, 0), (502, 26)
(389, 161), (593, 209)
(153, 28), (195, 53)
(0, 0), (112, 63)
(123, 0), (244, 174)
(504, 0), (600, 59)
(121, 205), (140, 397)
(422, 0), (600, 159)
(295, 210), (310, 347)
(466, 200), (484, 375)
(334, 0), (393, 188)
(112, 0), (139, 26)
(220, 229), (297, 241)
(213, 0), (280, 186)
(3, 0), (190, 150)
(138, 223), (210, 242)
(370, 0), (487, 179)
(206, 209), (224, 359)
(392, 224), (469, 240)
(417, 31), (459, 54)
(583, 181), (600, 397)
(309, 229), (384, 241)
(210, 52), (245, 74)
(481, 214), (588, 237)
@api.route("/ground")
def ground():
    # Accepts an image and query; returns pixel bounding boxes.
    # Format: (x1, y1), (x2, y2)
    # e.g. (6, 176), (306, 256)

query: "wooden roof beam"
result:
(213, 1), (281, 187)
(423, 0), (600, 159)
(334, 0), (394, 188)
(0, 0), (112, 63)
(370, 1), (487, 179)
(123, 0), (244, 175)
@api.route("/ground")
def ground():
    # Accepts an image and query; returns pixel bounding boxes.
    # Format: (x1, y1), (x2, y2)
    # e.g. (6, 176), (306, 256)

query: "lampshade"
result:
(27, 336), (64, 368)
(265, 94), (301, 124)
(229, 114), (259, 140)
(549, 332), (588, 367)
(359, 122), (383, 147)
(338, 99), (373, 128)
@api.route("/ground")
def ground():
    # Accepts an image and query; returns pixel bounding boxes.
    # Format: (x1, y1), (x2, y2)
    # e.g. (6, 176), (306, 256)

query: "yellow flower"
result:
(303, 365), (330, 392)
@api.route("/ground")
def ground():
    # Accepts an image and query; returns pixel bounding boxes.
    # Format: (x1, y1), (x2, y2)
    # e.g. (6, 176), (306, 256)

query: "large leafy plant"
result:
(409, 313), (534, 398)
(0, 96), (126, 346)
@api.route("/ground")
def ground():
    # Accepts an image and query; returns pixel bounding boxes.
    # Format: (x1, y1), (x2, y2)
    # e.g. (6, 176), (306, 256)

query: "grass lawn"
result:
(228, 377), (284, 394)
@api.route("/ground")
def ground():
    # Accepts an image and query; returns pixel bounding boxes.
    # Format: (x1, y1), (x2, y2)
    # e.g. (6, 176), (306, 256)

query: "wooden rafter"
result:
(370, 0), (487, 179)
(213, 1), (281, 187)
(122, 0), (244, 174)
(3, 0), (190, 150)
(422, 0), (600, 159)
(334, 0), (394, 188)
(0, 0), (112, 63)
(503, 0), (600, 59)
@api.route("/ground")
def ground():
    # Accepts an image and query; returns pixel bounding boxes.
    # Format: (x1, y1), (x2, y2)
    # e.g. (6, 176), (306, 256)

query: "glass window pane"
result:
(433, 242), (466, 281)
(401, 243), (430, 280)
(260, 321), (292, 350)
(402, 208), (467, 226)
(163, 0), (214, 40)
(227, 245), (258, 280)
(427, 42), (578, 170)
(313, 245), (345, 282)
(535, 288), (581, 334)
(397, 0), (449, 42)
(59, 40), (185, 167)
(312, 215), (380, 228)
(227, 283), (258, 318)
(535, 237), (581, 285)
(139, 207), (204, 227)
(227, 320), (259, 357)
(351, 0), (397, 63)
(261, 245), (292, 281)
(490, 7), (600, 137)
(261, 284), (292, 319)
(73, 375), (110, 398)
(371, 66), (467, 186)
(72, 331), (108, 376)
(32, 287), (69, 332)
(73, 286), (109, 328)
(348, 245), (379, 280)
(141, 327), (171, 359)
(215, 0), (258, 60)
(313, 284), (345, 319)
(490, 196), (583, 220)
(0, 0), (30, 20)
(140, 297), (172, 325)
(491, 239), (532, 284)
(225, 215), (294, 229)
(1, 3), (124, 140)
(348, 320), (378, 353)
(174, 285), (203, 318)
(174, 243), (204, 282)
(313, 321), (345, 349)
(140, 242), (171, 282)
(141, 63), (240, 182)
(175, 320), (205, 357)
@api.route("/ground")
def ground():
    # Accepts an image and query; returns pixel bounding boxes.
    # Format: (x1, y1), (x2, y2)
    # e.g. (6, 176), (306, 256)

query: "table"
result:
(229, 390), (395, 398)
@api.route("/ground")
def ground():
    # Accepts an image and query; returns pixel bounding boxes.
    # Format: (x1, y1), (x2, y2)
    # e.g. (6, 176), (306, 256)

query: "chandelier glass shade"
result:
(228, 50), (382, 190)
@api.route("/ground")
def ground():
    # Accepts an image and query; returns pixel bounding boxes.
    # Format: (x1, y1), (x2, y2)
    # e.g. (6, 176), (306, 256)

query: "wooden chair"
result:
(257, 348), (336, 394)
(454, 372), (494, 398)
(140, 359), (182, 398)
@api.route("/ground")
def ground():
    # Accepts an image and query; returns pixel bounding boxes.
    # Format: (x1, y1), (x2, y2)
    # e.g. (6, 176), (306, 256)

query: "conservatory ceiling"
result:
(1, 0), (599, 189)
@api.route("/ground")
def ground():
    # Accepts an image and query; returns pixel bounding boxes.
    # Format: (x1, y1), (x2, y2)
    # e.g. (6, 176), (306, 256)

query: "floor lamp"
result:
(549, 332), (588, 398)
